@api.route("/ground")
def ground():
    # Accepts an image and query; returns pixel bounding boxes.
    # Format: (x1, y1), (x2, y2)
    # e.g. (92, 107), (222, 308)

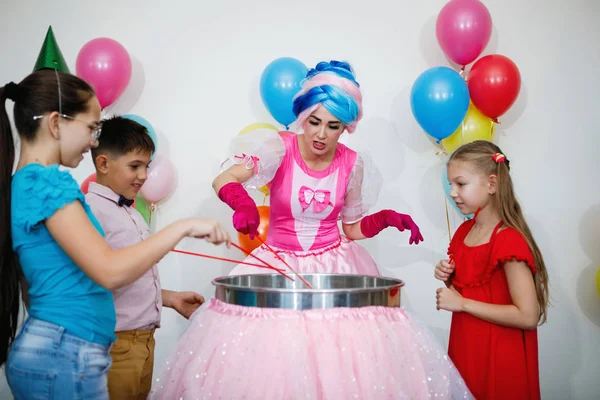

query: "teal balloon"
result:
(259, 57), (307, 128)
(123, 114), (158, 159)
(410, 66), (470, 141)
(442, 165), (473, 219)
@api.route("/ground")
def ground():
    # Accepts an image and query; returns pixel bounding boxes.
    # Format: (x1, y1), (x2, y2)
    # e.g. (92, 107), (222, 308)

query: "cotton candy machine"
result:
(151, 273), (475, 399)
(212, 273), (404, 310)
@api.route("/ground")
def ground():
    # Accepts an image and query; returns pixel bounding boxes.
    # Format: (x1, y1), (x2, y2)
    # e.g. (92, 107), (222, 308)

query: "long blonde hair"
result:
(448, 140), (549, 324)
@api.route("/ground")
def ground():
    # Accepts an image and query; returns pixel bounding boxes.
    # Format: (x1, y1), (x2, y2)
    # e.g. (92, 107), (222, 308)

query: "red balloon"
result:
(80, 173), (96, 194)
(237, 206), (270, 253)
(467, 55), (521, 119)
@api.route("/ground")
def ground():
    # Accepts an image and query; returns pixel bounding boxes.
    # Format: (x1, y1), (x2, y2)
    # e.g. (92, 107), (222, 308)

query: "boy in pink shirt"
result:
(86, 116), (204, 399)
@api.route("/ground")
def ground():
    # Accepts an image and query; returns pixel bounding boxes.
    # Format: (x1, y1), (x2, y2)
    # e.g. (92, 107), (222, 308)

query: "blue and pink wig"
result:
(292, 60), (363, 133)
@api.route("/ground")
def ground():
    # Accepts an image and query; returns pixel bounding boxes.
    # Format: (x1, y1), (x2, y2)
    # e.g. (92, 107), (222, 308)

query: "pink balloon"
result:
(140, 155), (176, 203)
(76, 38), (132, 109)
(436, 0), (492, 66)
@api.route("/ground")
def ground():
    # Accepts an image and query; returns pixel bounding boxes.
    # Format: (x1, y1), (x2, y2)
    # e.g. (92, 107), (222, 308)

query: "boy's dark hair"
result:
(91, 116), (155, 161)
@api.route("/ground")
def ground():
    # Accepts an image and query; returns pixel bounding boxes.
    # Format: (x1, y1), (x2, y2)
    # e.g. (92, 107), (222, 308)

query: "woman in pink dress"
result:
(214, 60), (423, 276)
(150, 61), (473, 400)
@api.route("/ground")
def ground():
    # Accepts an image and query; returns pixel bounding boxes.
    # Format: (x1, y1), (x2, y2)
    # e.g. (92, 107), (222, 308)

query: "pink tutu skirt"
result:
(229, 236), (381, 276)
(150, 299), (473, 399)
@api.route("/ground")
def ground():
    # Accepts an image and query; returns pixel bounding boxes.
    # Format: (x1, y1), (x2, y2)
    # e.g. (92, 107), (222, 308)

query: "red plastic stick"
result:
(229, 242), (295, 282)
(257, 237), (312, 289)
(170, 249), (285, 271)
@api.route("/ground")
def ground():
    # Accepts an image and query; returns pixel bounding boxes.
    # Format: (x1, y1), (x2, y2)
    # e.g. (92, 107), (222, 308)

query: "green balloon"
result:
(135, 195), (151, 225)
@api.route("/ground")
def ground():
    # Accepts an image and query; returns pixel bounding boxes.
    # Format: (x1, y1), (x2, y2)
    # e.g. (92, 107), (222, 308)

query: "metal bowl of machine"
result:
(212, 273), (404, 310)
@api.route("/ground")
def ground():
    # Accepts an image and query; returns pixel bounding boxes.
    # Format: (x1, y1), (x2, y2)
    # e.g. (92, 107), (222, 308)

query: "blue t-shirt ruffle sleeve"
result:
(13, 165), (90, 233)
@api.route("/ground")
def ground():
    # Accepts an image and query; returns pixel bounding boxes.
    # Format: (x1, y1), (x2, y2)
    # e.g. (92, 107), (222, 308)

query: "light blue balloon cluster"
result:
(410, 66), (469, 141)
(122, 114), (158, 159)
(259, 57), (308, 128)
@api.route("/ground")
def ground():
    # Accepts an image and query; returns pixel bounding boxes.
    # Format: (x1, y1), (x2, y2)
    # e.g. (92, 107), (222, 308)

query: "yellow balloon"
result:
(442, 102), (495, 154)
(238, 122), (279, 136)
(258, 185), (270, 197)
(596, 267), (600, 297)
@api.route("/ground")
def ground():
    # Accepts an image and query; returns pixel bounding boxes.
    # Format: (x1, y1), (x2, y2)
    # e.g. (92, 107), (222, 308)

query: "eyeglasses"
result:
(33, 114), (102, 140)
(31, 68), (102, 140)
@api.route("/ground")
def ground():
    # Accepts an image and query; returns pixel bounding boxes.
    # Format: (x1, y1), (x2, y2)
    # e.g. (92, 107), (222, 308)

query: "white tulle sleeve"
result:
(340, 152), (383, 224)
(219, 129), (286, 190)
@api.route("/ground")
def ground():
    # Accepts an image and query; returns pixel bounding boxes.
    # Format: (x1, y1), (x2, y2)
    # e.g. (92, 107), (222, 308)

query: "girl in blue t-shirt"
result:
(0, 70), (230, 399)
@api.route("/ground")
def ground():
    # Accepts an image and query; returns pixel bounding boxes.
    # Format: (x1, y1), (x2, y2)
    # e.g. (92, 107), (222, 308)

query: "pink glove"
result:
(360, 209), (424, 245)
(218, 182), (260, 238)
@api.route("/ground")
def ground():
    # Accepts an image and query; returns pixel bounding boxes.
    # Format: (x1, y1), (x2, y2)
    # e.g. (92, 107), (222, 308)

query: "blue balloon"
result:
(122, 114), (158, 159)
(410, 66), (470, 141)
(442, 165), (473, 219)
(260, 57), (308, 128)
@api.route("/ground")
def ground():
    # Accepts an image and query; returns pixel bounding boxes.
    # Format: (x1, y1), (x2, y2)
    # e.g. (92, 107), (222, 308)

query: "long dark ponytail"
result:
(0, 84), (20, 366)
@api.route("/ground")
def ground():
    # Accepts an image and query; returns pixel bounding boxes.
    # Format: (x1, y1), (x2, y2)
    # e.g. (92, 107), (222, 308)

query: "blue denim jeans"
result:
(6, 317), (112, 400)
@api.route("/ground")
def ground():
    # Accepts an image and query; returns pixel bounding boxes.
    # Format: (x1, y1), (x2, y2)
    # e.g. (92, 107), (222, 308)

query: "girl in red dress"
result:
(434, 140), (549, 400)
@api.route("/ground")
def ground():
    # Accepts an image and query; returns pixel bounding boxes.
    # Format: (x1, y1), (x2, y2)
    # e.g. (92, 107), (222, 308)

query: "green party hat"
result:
(33, 26), (70, 73)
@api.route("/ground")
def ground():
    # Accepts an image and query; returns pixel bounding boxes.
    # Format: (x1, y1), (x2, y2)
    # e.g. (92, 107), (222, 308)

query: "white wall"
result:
(1, 1), (599, 398)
